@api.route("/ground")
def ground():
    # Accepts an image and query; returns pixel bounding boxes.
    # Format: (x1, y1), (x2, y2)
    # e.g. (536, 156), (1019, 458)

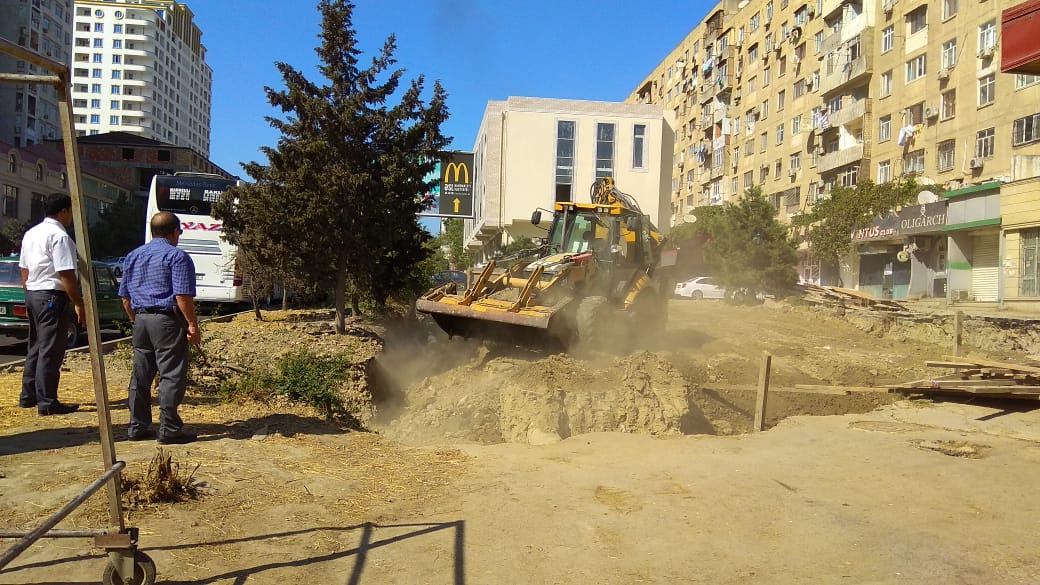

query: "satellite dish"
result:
(917, 190), (939, 204)
(896, 250), (911, 262)
(683, 213), (698, 223)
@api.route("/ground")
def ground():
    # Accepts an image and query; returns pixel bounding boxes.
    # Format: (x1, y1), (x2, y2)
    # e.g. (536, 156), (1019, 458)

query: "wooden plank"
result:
(925, 361), (982, 369)
(754, 352), (772, 432)
(942, 355), (1040, 375)
(794, 384), (894, 394)
(772, 387), (849, 395)
(932, 379), (1032, 388)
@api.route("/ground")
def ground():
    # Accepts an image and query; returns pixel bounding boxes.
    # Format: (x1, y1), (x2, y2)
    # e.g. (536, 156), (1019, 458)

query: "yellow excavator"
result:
(416, 178), (674, 350)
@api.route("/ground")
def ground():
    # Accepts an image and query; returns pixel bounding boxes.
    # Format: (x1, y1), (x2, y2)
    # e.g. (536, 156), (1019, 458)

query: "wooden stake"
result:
(954, 310), (963, 356)
(754, 352), (772, 432)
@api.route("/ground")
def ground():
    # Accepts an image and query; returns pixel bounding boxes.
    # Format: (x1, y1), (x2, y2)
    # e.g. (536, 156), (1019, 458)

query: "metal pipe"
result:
(0, 529), (109, 539)
(0, 461), (126, 570)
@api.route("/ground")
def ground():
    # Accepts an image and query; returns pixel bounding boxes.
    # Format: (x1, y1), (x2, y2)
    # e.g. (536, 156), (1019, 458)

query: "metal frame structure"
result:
(0, 36), (155, 585)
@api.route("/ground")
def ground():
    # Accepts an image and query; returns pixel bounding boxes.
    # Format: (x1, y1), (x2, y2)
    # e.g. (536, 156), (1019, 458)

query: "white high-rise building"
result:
(70, 0), (211, 156)
(0, 0), (75, 147)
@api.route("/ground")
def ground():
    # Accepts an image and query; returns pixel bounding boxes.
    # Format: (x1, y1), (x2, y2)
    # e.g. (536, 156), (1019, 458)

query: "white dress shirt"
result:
(19, 217), (77, 292)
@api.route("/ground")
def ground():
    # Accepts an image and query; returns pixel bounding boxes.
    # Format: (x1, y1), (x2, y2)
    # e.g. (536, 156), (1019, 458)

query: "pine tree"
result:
(214, 0), (450, 333)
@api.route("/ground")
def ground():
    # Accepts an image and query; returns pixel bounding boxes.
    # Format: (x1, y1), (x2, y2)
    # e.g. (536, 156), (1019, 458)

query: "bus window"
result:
(154, 175), (234, 216)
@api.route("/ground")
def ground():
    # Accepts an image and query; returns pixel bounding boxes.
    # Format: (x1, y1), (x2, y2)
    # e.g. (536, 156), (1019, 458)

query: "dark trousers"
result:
(128, 313), (188, 435)
(21, 290), (69, 409)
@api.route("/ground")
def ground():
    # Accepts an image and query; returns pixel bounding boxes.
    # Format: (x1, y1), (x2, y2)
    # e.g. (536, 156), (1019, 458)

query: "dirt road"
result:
(1, 300), (1039, 584)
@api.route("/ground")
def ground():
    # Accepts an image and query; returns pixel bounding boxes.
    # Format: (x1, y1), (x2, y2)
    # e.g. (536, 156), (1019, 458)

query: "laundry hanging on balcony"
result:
(896, 124), (917, 146)
(703, 55), (715, 73)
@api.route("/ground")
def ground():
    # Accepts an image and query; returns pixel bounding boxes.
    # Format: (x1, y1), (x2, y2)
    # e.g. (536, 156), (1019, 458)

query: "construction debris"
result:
(801, 284), (913, 315)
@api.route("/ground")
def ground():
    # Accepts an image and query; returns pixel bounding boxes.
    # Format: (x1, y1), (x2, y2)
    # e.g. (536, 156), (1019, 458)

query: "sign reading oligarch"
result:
(418, 152), (475, 219)
(850, 201), (948, 242)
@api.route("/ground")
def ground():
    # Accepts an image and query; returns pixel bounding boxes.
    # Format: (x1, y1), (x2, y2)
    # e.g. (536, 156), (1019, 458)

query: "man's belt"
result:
(136, 307), (177, 316)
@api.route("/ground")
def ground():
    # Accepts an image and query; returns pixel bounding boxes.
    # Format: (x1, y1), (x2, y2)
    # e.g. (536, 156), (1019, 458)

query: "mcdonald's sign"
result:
(419, 151), (475, 218)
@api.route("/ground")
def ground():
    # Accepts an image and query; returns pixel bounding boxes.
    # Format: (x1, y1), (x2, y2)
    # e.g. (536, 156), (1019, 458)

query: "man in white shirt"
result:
(18, 194), (85, 416)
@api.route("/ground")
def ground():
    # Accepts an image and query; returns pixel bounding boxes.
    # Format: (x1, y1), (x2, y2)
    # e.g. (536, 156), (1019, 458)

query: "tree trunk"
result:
(282, 287), (289, 311)
(350, 292), (361, 317)
(334, 270), (347, 334)
(249, 281), (264, 321)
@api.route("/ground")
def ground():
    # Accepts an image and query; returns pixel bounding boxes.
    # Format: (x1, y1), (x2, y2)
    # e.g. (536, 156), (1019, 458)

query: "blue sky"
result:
(189, 1), (713, 177)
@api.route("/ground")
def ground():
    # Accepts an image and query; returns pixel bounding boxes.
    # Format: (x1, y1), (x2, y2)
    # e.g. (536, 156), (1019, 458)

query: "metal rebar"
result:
(0, 461), (125, 570)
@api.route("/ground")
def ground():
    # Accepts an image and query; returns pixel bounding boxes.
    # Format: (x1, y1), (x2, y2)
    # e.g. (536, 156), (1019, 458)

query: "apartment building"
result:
(70, 0), (212, 157)
(629, 0), (1040, 307)
(462, 97), (673, 262)
(0, 0), (75, 147)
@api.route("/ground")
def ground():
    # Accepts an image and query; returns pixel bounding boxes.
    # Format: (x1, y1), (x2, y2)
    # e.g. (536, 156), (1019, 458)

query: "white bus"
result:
(146, 173), (247, 303)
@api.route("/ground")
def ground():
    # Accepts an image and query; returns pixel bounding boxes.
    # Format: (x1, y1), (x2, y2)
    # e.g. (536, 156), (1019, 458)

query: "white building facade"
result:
(0, 0), (75, 147)
(70, 0), (212, 156)
(465, 97), (674, 262)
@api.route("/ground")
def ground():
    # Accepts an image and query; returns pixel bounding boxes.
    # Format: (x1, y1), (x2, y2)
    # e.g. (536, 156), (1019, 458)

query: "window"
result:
(815, 31), (823, 53)
(777, 90), (786, 111)
(73, 99), (87, 108)
(111, 55), (121, 64)
(1017, 74), (1040, 90)
(94, 23), (104, 33)
(790, 152), (801, 171)
(632, 124), (646, 169)
(837, 164), (858, 187)
(110, 115), (120, 125)
(111, 100), (120, 109)
(766, 1), (774, 20)
(111, 86), (121, 95)
(774, 159), (782, 178)
(941, 90), (956, 120)
(93, 39), (103, 48)
(747, 76), (757, 93)
(793, 79), (806, 98)
(779, 56), (787, 77)
(978, 21), (996, 52)
(91, 68), (102, 78)
(595, 122), (615, 179)
(7, 153), (15, 173)
(1013, 114), (1040, 147)
(975, 127), (995, 159)
(90, 99), (100, 108)
(978, 74), (995, 106)
(877, 160), (891, 183)
(880, 70), (893, 97)
(746, 138), (755, 155)
(937, 140), (956, 171)
(907, 103), (924, 125)
(908, 6), (927, 35)
(122, 148), (135, 161)
(882, 26), (894, 53)
(2, 185), (17, 218)
(1022, 230), (1040, 296)
(113, 24), (123, 34)
(749, 44), (759, 62)
(111, 70), (121, 79)
(903, 150), (925, 175)
(92, 53), (102, 63)
(906, 55), (926, 83)
(760, 131), (768, 152)
(744, 171), (754, 189)
(760, 165), (769, 183)
(763, 67), (771, 87)
(555, 121), (574, 202)
(90, 114), (100, 124)
(761, 100), (769, 119)
(941, 39), (957, 69)
(91, 83), (101, 93)
(776, 123), (785, 144)
(943, 0), (958, 19)
(879, 115), (892, 142)
(791, 114), (802, 135)
(750, 12), (760, 32)
(113, 40), (122, 49)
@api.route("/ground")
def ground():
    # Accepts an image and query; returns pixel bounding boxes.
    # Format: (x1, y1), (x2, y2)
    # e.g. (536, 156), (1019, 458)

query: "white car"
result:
(674, 276), (725, 300)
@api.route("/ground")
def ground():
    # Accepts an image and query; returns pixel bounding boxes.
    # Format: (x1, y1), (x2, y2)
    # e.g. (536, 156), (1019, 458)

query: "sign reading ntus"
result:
(419, 152), (475, 219)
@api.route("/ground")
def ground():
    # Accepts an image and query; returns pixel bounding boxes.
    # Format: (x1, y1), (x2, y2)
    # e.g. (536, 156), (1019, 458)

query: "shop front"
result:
(942, 182), (1002, 303)
(850, 201), (949, 300)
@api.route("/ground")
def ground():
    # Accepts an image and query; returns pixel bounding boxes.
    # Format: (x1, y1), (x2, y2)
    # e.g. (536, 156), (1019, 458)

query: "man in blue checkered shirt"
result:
(118, 211), (201, 444)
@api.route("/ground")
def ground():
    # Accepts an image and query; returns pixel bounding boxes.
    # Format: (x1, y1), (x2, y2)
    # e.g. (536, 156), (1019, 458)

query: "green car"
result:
(0, 257), (127, 347)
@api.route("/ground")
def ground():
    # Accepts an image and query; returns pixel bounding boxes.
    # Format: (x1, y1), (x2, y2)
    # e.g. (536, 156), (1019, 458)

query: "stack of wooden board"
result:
(895, 356), (1040, 400)
(801, 284), (913, 315)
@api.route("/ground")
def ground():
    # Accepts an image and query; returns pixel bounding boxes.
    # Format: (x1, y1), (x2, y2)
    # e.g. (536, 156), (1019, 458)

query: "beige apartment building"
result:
(629, 0), (1040, 309)
(463, 97), (672, 262)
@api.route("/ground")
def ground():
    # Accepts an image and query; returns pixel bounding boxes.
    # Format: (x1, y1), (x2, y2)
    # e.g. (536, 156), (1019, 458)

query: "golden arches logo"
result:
(444, 162), (470, 184)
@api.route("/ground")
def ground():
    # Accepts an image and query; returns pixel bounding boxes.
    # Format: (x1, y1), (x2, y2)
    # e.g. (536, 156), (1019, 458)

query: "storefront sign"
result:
(851, 201), (947, 242)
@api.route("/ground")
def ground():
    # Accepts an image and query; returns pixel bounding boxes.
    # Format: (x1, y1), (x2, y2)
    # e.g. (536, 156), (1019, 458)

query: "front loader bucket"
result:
(416, 297), (572, 349)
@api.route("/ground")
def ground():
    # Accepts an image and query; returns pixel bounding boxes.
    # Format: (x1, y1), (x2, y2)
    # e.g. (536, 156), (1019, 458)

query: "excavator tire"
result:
(574, 295), (610, 347)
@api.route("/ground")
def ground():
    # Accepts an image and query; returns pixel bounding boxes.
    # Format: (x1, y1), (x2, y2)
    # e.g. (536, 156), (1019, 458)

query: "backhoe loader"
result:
(416, 178), (673, 350)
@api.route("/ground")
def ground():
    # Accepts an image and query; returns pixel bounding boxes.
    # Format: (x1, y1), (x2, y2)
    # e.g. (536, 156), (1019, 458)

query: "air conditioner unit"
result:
(937, 68), (950, 80)
(788, 169), (798, 178)
(924, 107), (938, 119)
(882, 0), (895, 14)
(807, 8), (816, 19)
(979, 46), (995, 59)
(969, 158), (983, 169)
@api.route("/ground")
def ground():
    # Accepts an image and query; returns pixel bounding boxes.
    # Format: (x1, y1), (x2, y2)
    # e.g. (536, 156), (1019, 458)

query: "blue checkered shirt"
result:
(118, 238), (196, 311)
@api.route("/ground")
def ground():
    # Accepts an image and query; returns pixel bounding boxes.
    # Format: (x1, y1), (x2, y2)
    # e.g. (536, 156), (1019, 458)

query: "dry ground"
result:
(1, 300), (1039, 584)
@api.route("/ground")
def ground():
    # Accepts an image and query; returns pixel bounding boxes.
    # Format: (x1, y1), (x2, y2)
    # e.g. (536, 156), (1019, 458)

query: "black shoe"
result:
(127, 428), (157, 442)
(38, 402), (79, 416)
(157, 430), (197, 445)
(18, 399), (37, 408)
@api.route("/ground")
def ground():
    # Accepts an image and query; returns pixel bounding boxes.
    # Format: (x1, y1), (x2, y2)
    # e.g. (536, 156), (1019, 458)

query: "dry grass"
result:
(122, 447), (201, 508)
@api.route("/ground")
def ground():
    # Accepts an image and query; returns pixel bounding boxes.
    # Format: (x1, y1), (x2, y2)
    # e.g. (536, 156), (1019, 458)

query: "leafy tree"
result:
(441, 218), (473, 269)
(792, 179), (924, 270)
(694, 187), (799, 298)
(89, 193), (145, 258)
(500, 236), (536, 256)
(0, 219), (26, 255)
(213, 0), (450, 333)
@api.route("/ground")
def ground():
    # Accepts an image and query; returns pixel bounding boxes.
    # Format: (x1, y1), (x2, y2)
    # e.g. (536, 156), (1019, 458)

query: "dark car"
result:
(0, 257), (127, 346)
(431, 270), (468, 287)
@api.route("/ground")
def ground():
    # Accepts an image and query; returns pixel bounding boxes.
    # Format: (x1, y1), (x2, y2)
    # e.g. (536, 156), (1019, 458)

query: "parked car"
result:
(674, 276), (726, 300)
(0, 257), (127, 347)
(431, 270), (468, 287)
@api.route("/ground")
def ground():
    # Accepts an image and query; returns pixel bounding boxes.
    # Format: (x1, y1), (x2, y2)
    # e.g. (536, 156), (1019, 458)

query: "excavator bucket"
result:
(416, 293), (573, 348)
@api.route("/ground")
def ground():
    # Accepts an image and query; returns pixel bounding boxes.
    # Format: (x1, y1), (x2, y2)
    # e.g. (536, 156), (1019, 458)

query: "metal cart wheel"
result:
(102, 550), (156, 585)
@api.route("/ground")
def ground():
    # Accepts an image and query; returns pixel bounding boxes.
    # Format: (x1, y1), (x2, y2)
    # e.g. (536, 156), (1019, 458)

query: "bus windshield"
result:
(153, 174), (235, 216)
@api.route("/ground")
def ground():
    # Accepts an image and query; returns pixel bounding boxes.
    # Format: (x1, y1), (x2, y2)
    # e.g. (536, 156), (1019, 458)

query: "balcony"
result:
(1002, 0), (1040, 74)
(817, 143), (864, 173)
(828, 97), (872, 128)
(818, 50), (873, 95)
